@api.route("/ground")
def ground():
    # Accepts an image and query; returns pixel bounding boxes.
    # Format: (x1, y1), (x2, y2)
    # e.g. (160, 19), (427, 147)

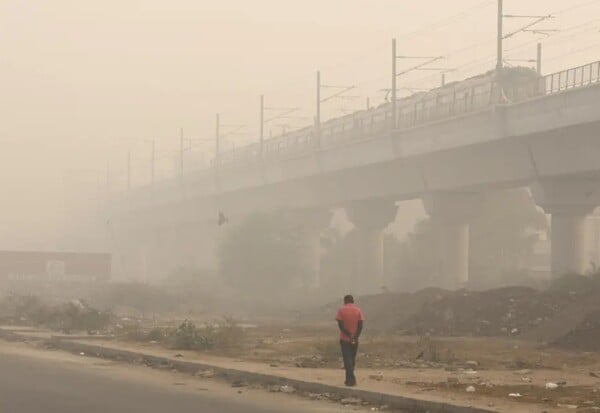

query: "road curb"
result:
(42, 337), (494, 413)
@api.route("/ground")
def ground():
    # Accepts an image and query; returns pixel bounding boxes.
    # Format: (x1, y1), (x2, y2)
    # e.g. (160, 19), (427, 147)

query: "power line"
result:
(551, 0), (600, 16)
(212, 0), (499, 121)
(545, 40), (600, 63)
(400, 0), (494, 39)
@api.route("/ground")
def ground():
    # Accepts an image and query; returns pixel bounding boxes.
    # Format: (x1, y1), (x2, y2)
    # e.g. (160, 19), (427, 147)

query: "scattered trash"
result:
(557, 404), (578, 409)
(545, 382), (559, 389)
(341, 397), (362, 405)
(466, 385), (476, 393)
(508, 393), (522, 398)
(79, 352), (85, 356)
(280, 385), (295, 394)
(195, 369), (215, 378)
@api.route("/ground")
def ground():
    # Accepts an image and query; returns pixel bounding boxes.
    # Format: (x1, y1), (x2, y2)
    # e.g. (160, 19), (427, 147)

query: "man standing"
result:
(335, 294), (364, 386)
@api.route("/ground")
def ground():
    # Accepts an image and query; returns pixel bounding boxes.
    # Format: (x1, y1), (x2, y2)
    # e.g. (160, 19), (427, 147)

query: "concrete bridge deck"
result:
(108, 62), (600, 289)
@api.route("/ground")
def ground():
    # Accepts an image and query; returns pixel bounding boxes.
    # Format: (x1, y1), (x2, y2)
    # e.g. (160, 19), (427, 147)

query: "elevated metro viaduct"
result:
(108, 63), (600, 292)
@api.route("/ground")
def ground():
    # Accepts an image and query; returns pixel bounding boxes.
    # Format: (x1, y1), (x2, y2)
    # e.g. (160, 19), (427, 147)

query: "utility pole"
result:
(441, 72), (446, 87)
(315, 70), (321, 147)
(537, 42), (543, 75)
(260, 95), (264, 158)
(390, 39), (442, 126)
(497, 0), (504, 70)
(366, 97), (370, 111)
(391, 38), (397, 129)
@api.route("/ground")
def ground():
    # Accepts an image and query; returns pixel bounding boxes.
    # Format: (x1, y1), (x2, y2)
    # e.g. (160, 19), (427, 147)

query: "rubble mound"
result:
(403, 286), (576, 337)
(308, 275), (600, 339)
(553, 310), (600, 351)
(316, 288), (452, 331)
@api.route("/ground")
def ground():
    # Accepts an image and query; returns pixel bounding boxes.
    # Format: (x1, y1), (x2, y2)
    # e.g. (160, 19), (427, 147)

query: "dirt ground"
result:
(2, 278), (600, 412)
(90, 320), (600, 412)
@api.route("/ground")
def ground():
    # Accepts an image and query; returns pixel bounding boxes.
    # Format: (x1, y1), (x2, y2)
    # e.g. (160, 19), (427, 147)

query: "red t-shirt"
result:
(335, 303), (365, 342)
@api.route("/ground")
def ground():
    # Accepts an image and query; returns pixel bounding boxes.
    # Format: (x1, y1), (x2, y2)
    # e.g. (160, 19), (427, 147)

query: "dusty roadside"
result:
(0, 327), (494, 413)
(54, 337), (600, 413)
(4, 325), (598, 413)
(1, 280), (599, 413)
(0, 338), (374, 413)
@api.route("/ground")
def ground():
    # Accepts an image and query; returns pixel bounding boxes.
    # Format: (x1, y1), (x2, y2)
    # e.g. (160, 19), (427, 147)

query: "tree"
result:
(217, 211), (305, 295)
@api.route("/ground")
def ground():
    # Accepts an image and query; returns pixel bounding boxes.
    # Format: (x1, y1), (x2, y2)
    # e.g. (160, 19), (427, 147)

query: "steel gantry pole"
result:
(260, 95), (264, 159)
(391, 38), (397, 130)
(497, 0), (504, 70)
(316, 70), (321, 147)
(537, 42), (543, 75)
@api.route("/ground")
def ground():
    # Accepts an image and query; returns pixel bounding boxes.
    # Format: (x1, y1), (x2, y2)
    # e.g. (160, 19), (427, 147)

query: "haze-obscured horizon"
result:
(2, 0), (600, 250)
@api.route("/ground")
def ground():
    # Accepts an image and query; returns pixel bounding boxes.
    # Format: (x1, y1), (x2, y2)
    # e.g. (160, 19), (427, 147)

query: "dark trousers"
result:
(340, 340), (358, 384)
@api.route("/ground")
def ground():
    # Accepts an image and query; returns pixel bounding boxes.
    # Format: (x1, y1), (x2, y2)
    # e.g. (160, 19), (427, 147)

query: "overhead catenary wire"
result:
(118, 0), (600, 188)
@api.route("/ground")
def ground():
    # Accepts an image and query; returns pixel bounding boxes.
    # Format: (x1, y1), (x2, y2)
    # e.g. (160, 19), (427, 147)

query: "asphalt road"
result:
(0, 344), (349, 413)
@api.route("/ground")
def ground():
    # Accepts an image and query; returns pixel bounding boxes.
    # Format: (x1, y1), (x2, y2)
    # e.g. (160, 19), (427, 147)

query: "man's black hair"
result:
(344, 294), (354, 304)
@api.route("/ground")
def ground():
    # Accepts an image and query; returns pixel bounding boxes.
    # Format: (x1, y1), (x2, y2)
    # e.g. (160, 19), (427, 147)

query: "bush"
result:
(171, 318), (245, 351)
(173, 321), (215, 350)
(218, 212), (306, 295)
(146, 327), (168, 342)
(211, 316), (244, 350)
(53, 301), (111, 332)
(5, 296), (111, 333)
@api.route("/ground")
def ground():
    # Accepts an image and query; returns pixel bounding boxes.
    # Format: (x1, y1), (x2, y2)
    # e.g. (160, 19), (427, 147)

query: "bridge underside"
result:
(110, 84), (600, 289)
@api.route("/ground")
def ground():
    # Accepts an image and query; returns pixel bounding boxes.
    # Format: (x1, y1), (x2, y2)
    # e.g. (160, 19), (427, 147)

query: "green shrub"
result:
(173, 321), (214, 350)
(146, 327), (168, 342)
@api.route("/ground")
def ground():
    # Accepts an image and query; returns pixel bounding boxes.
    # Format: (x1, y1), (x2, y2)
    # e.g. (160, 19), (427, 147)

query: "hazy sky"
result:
(1, 0), (600, 249)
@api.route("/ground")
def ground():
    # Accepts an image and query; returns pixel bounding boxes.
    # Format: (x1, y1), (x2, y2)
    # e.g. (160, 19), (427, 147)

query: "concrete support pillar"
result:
(288, 209), (332, 290)
(345, 200), (398, 294)
(439, 221), (470, 286)
(532, 178), (600, 277)
(550, 211), (587, 276)
(423, 192), (482, 289)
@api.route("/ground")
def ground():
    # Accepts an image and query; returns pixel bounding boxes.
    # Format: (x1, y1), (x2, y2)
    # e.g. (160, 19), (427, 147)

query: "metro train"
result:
(218, 66), (540, 165)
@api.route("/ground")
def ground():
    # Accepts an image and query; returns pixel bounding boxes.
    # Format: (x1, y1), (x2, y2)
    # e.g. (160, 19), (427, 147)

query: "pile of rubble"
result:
(402, 286), (575, 337)
(319, 276), (600, 341)
(553, 310), (600, 351)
